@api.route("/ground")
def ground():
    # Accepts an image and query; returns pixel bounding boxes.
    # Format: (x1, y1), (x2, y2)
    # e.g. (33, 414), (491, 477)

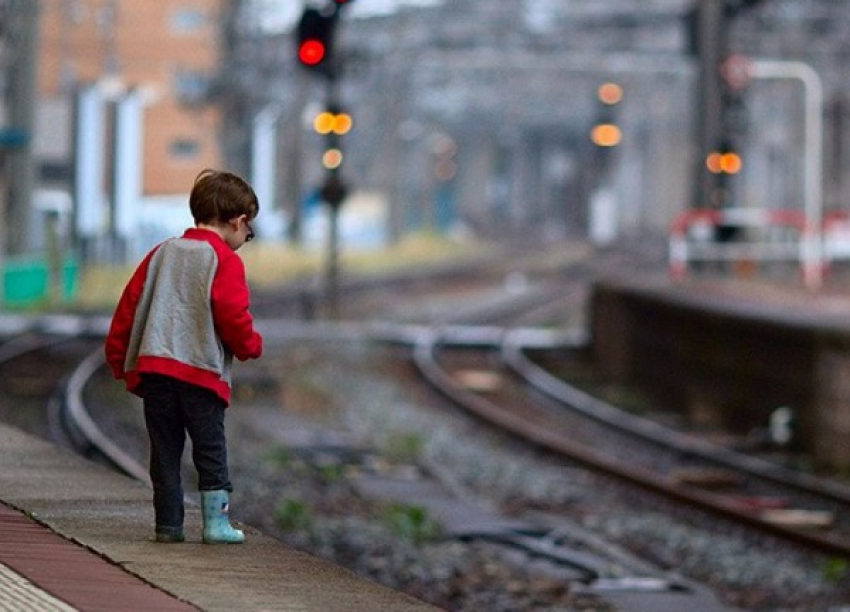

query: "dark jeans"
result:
(141, 374), (231, 533)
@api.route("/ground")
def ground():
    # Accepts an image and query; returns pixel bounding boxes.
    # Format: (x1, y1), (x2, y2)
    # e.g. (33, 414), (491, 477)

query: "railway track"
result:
(0, 242), (595, 490)
(4, 242), (843, 608)
(0, 320), (145, 479)
(0, 344), (687, 603)
(46, 331), (704, 598)
(0, 253), (700, 600)
(0, 328), (98, 443)
(411, 327), (850, 559)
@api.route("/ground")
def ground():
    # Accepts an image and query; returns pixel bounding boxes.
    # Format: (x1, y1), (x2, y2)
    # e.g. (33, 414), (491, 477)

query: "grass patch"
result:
(73, 231), (486, 310)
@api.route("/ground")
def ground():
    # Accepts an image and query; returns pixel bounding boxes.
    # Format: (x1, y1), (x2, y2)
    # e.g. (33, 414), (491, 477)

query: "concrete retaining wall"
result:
(590, 278), (850, 471)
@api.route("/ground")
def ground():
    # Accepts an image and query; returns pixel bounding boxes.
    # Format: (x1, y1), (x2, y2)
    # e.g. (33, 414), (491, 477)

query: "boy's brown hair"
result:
(189, 169), (259, 225)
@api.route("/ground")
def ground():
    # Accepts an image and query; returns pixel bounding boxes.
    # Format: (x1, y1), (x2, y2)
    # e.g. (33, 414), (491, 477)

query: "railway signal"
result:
(296, 7), (339, 75)
(706, 150), (742, 175)
(295, 1), (356, 76)
(589, 82), (623, 196)
(312, 107), (352, 171)
(689, 0), (764, 211)
(296, 1), (357, 317)
(313, 108), (352, 136)
(590, 82), (623, 148)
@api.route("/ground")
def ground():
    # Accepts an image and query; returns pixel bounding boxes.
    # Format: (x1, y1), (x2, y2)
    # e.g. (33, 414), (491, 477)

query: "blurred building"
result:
(242, 0), (850, 246)
(4, 0), (850, 257)
(37, 0), (224, 194)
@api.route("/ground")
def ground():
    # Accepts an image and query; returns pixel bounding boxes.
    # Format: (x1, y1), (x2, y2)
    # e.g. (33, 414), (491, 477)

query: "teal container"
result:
(2, 255), (79, 308)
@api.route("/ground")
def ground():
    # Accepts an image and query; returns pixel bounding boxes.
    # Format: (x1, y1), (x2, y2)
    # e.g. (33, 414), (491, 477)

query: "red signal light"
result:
(298, 40), (326, 66)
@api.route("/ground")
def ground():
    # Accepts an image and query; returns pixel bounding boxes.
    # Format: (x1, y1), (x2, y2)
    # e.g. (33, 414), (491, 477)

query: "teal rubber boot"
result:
(201, 490), (245, 544)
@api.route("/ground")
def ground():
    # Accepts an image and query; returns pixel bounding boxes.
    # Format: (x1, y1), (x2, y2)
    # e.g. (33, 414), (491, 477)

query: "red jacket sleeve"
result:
(104, 249), (156, 379)
(210, 250), (263, 361)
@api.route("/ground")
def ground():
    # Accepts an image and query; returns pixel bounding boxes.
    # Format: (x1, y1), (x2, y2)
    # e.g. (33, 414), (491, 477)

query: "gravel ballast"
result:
(222, 340), (850, 612)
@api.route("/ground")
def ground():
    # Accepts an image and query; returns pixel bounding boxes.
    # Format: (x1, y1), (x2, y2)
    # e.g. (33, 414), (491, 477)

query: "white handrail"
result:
(747, 59), (824, 289)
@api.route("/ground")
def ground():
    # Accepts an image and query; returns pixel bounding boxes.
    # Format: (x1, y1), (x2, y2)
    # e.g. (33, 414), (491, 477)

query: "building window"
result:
(170, 7), (208, 34)
(173, 69), (212, 105)
(169, 139), (200, 159)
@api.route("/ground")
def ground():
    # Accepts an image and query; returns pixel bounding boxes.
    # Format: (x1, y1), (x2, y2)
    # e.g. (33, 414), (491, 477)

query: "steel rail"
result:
(0, 330), (150, 484)
(501, 332), (850, 506)
(412, 331), (850, 559)
(63, 348), (151, 484)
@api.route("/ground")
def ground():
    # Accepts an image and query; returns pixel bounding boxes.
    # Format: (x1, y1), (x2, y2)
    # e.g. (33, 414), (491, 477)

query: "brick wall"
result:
(38, 1), (223, 195)
(590, 278), (850, 471)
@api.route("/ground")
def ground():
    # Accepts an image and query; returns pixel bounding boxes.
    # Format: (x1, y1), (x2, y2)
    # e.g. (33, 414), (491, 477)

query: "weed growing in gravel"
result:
(383, 503), (442, 544)
(264, 445), (293, 468)
(382, 432), (425, 464)
(318, 463), (346, 484)
(275, 499), (314, 532)
(822, 557), (848, 584)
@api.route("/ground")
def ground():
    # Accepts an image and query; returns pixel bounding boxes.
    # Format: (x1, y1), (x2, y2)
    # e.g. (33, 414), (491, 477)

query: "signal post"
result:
(295, 0), (354, 317)
(690, 0), (764, 214)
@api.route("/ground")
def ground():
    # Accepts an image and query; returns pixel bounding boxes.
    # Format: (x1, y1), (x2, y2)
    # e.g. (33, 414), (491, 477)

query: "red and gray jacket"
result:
(105, 228), (263, 405)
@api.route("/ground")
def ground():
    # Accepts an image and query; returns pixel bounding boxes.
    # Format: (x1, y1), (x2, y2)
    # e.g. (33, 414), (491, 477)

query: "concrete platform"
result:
(0, 422), (440, 612)
(591, 273), (850, 470)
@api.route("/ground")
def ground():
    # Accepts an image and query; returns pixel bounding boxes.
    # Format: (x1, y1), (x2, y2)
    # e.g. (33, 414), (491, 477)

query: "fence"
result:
(669, 207), (822, 287)
(1, 256), (79, 309)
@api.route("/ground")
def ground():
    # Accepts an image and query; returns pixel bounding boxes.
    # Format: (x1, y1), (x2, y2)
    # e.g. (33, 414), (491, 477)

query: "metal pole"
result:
(6, 1), (39, 255)
(284, 72), (308, 245)
(691, 0), (727, 211)
(748, 60), (824, 288)
(326, 195), (340, 318)
(324, 76), (342, 319)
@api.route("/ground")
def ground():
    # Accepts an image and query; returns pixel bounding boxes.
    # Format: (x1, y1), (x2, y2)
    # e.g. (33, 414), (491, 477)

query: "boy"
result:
(105, 168), (263, 544)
